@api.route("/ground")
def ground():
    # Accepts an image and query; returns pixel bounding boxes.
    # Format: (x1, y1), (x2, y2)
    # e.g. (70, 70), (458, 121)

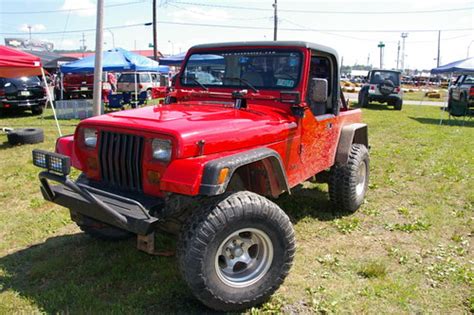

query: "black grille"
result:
(99, 131), (144, 191)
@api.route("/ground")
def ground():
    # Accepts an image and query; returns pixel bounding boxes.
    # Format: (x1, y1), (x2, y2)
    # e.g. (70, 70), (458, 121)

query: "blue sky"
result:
(0, 0), (473, 70)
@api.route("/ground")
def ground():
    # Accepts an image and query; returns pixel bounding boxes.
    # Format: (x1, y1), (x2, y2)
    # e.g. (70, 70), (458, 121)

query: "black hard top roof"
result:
(190, 41), (339, 59)
(370, 69), (402, 74)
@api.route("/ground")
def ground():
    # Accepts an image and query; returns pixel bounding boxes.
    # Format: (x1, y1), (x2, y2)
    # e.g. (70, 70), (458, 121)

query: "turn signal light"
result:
(147, 170), (161, 184)
(87, 157), (98, 170)
(217, 168), (229, 185)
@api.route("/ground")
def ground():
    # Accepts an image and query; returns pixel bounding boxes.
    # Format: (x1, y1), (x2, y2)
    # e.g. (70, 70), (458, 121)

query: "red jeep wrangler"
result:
(33, 41), (369, 311)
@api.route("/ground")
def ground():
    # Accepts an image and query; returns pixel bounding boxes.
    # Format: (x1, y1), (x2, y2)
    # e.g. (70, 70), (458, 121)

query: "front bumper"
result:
(1, 98), (46, 108)
(368, 94), (401, 103)
(34, 150), (159, 235)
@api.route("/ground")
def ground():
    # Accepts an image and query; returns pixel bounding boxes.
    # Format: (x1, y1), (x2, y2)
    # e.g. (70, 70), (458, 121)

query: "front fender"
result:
(55, 135), (83, 170)
(199, 148), (289, 196)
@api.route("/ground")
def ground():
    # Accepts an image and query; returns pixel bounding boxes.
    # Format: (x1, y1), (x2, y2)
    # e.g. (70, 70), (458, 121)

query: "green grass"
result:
(0, 104), (473, 313)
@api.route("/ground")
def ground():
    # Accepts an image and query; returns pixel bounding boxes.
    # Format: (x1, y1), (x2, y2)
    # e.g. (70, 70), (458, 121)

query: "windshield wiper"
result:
(186, 77), (208, 91)
(226, 77), (259, 93)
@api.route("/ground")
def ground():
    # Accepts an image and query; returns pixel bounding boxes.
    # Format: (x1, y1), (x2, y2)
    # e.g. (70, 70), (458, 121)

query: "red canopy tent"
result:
(0, 45), (43, 78)
(0, 45), (61, 135)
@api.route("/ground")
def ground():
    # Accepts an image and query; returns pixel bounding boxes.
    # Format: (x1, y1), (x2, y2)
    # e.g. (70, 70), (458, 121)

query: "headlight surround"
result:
(83, 128), (98, 148)
(151, 139), (172, 162)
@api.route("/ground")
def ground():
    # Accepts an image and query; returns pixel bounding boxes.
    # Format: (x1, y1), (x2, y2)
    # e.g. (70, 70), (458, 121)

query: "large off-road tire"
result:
(394, 98), (403, 110)
(7, 128), (44, 145)
(329, 143), (369, 212)
(78, 216), (133, 241)
(177, 191), (296, 311)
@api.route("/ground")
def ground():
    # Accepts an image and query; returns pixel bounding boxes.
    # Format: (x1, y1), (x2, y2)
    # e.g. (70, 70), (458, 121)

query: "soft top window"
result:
(181, 49), (302, 90)
(370, 71), (400, 85)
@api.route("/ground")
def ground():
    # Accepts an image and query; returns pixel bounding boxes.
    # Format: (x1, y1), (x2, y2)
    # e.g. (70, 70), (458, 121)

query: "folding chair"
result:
(443, 99), (471, 126)
(107, 94), (124, 110)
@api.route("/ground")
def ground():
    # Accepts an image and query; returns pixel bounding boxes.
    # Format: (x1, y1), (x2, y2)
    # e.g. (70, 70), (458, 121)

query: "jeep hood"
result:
(82, 102), (297, 157)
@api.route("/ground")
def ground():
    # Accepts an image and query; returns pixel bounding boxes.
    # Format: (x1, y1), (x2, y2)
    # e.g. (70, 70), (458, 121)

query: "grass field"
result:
(402, 89), (447, 101)
(0, 104), (472, 314)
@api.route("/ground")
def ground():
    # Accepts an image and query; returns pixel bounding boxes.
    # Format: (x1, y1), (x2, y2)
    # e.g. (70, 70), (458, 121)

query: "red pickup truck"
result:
(33, 41), (369, 311)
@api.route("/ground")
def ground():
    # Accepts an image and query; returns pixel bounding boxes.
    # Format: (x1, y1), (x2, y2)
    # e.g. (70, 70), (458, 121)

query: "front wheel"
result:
(177, 191), (295, 311)
(329, 144), (369, 212)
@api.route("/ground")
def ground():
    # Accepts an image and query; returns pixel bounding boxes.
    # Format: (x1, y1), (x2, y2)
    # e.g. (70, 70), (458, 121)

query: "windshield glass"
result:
(369, 71), (400, 85)
(180, 50), (302, 90)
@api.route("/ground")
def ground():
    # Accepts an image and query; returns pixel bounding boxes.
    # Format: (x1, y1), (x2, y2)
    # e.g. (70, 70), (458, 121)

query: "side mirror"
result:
(311, 78), (328, 103)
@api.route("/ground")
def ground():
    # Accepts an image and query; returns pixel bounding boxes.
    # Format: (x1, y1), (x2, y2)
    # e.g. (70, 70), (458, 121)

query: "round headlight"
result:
(83, 128), (97, 148)
(152, 139), (172, 162)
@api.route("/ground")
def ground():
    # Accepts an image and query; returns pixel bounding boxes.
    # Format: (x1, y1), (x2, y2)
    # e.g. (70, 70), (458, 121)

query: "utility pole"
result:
(436, 30), (441, 67)
(396, 41), (400, 70)
(401, 32), (408, 72)
(367, 53), (370, 67)
(152, 0), (158, 60)
(92, 0), (104, 116)
(80, 33), (86, 55)
(27, 25), (32, 42)
(377, 42), (385, 69)
(273, 0), (278, 41)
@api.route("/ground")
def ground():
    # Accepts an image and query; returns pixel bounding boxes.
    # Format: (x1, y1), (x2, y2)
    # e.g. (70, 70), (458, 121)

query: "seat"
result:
(107, 94), (124, 109)
(241, 72), (264, 87)
(440, 99), (473, 126)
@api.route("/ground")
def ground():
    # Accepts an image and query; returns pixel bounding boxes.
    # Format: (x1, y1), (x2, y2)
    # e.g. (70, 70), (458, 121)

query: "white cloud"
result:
(61, 0), (95, 17)
(19, 24), (46, 32)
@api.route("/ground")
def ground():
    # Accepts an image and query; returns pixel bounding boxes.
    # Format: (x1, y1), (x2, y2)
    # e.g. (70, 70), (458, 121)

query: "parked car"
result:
(358, 70), (403, 110)
(33, 41), (369, 311)
(116, 72), (161, 98)
(62, 73), (94, 99)
(448, 74), (474, 107)
(0, 76), (46, 115)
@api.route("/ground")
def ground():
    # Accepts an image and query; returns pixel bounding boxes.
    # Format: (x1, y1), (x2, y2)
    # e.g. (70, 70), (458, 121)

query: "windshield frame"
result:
(179, 48), (304, 91)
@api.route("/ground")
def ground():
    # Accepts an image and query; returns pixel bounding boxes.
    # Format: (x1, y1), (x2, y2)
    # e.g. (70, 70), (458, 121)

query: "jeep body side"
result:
(33, 41), (369, 311)
(358, 69), (403, 110)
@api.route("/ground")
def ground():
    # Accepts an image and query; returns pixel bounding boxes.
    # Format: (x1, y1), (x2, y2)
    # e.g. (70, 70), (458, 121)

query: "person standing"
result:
(107, 72), (117, 92)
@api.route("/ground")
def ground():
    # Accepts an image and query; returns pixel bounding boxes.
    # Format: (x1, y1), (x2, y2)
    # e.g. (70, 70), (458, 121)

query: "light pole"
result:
(467, 40), (474, 58)
(106, 28), (115, 48)
(377, 41), (385, 69)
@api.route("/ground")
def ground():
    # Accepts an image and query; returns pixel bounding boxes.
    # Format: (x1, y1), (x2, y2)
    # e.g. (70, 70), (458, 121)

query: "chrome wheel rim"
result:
(215, 228), (273, 288)
(356, 161), (367, 196)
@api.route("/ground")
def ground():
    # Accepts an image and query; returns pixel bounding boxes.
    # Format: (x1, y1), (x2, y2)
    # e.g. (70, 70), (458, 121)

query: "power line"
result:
(0, 21), (472, 36)
(173, 1), (474, 15)
(0, 1), (148, 15)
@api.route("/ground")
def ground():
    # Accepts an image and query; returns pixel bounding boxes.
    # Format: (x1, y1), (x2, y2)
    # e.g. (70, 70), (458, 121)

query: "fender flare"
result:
(199, 148), (290, 196)
(335, 123), (369, 165)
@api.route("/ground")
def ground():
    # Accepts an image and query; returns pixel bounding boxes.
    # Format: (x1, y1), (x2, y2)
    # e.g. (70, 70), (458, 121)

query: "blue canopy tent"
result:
(158, 52), (187, 66)
(59, 48), (169, 103)
(431, 57), (474, 74)
(60, 47), (168, 73)
(159, 51), (224, 66)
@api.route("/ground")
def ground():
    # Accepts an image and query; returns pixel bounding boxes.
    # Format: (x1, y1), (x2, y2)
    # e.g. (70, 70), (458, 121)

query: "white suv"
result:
(117, 72), (161, 97)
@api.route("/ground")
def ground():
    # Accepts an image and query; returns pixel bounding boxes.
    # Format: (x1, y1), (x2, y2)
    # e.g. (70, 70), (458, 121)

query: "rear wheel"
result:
(329, 144), (369, 212)
(177, 191), (295, 311)
(31, 106), (43, 115)
(358, 91), (369, 107)
(394, 98), (403, 110)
